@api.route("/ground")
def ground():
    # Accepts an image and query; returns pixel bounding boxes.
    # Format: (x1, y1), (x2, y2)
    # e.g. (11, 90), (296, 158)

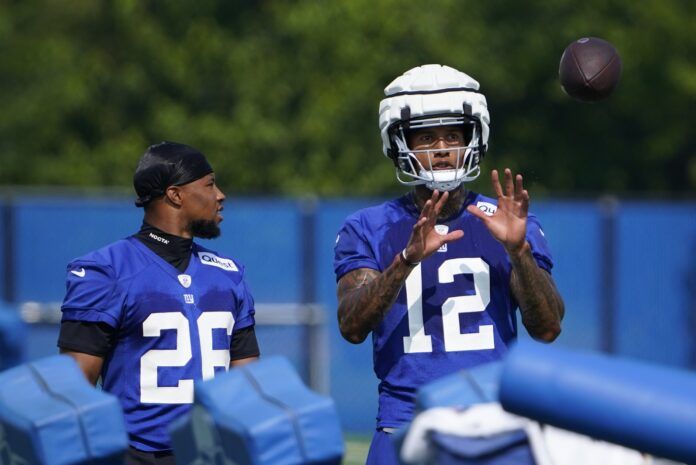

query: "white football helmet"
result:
(379, 64), (490, 191)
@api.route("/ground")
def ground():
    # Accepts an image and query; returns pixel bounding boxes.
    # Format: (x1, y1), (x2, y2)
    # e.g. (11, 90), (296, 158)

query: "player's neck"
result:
(412, 185), (468, 220)
(142, 211), (193, 239)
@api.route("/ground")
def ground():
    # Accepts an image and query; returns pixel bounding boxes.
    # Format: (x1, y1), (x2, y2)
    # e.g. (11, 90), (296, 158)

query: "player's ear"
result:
(165, 186), (184, 208)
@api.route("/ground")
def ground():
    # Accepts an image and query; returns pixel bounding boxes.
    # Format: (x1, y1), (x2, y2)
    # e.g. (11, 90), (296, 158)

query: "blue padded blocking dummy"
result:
(0, 303), (25, 370)
(0, 355), (128, 465)
(170, 356), (344, 465)
(415, 362), (502, 411)
(394, 362), (510, 465)
(500, 341), (696, 464)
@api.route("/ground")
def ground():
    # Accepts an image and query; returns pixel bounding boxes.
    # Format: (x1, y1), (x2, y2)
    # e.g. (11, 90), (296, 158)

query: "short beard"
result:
(189, 219), (221, 239)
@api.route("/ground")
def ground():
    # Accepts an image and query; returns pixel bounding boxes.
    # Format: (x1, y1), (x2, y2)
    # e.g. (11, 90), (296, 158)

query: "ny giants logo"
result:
(198, 252), (238, 272)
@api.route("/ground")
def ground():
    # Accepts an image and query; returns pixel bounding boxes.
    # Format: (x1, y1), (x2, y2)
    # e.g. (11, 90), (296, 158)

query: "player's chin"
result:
(190, 219), (222, 239)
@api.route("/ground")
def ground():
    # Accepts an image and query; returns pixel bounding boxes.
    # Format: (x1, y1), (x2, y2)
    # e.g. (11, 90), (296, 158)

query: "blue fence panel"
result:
(616, 202), (696, 367)
(531, 201), (603, 350)
(15, 196), (140, 302)
(13, 196), (301, 304)
(207, 198), (301, 303)
(316, 198), (385, 433)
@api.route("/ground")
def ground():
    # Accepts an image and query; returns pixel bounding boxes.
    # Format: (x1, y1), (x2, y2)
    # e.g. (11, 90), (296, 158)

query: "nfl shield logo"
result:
(435, 224), (449, 252)
(178, 274), (192, 288)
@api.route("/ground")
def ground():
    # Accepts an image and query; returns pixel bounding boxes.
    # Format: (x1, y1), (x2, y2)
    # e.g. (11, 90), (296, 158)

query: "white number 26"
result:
(403, 258), (494, 353)
(140, 311), (234, 404)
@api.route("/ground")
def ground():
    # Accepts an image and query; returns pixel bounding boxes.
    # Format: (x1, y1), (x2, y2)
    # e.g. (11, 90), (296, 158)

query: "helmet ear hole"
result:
(463, 123), (474, 145)
(400, 107), (411, 127)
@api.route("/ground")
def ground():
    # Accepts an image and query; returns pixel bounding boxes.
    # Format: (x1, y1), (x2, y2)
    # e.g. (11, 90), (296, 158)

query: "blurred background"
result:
(0, 0), (694, 460)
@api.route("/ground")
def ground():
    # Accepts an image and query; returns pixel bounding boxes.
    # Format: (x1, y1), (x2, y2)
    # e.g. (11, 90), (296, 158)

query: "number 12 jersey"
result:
(333, 191), (553, 429)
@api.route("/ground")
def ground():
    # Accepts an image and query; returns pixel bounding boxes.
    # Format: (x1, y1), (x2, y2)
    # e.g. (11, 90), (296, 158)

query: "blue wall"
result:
(1, 194), (695, 433)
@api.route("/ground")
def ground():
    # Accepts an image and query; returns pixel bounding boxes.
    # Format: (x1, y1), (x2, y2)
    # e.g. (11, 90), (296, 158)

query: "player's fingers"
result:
(420, 199), (434, 221)
(413, 214), (428, 228)
(442, 229), (464, 243)
(412, 215), (429, 235)
(491, 170), (503, 198)
(504, 168), (514, 197)
(515, 174), (524, 199)
(521, 189), (530, 215)
(466, 204), (488, 222)
(434, 190), (449, 215)
(428, 190), (441, 217)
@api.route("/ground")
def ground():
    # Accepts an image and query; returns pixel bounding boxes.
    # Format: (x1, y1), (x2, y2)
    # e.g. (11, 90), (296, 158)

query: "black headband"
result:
(133, 141), (213, 207)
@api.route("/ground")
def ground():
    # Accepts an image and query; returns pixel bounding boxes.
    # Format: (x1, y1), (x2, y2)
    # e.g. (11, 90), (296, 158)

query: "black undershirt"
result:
(135, 223), (194, 273)
(58, 222), (260, 360)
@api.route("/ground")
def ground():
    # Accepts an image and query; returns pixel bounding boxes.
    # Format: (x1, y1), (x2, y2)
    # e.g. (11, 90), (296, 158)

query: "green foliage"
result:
(0, 0), (694, 196)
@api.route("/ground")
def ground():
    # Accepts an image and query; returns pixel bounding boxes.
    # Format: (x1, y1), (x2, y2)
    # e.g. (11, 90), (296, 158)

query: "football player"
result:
(334, 64), (565, 465)
(58, 142), (260, 465)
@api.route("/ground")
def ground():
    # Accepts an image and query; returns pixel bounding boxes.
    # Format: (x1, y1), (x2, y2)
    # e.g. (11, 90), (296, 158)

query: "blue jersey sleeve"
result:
(333, 216), (380, 281)
(526, 214), (554, 273)
(233, 266), (256, 330)
(60, 260), (123, 328)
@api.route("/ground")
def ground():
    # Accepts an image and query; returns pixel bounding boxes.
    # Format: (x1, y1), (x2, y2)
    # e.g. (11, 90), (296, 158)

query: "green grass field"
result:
(343, 435), (371, 465)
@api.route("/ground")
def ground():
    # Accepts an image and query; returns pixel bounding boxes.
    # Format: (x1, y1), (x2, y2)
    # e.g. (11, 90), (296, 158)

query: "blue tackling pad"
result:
(415, 362), (502, 411)
(0, 304), (25, 370)
(500, 341), (696, 464)
(169, 356), (344, 465)
(395, 362), (537, 465)
(0, 355), (128, 465)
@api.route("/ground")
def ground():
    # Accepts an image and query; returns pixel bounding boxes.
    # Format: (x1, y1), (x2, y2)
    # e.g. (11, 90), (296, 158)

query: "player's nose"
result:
(432, 139), (452, 156)
(216, 186), (226, 202)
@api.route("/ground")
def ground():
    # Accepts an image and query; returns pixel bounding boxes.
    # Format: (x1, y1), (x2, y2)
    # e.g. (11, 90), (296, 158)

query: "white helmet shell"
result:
(379, 64), (491, 190)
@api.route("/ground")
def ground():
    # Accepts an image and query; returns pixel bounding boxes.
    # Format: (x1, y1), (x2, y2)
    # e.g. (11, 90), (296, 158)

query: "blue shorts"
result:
(366, 429), (399, 465)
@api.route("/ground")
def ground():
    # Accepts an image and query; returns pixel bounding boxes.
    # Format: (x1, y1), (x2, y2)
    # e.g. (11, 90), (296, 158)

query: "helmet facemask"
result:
(379, 65), (491, 191)
(388, 112), (485, 191)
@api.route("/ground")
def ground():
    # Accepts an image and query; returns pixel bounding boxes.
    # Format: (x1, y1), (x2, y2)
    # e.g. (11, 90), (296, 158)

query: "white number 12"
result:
(403, 258), (493, 353)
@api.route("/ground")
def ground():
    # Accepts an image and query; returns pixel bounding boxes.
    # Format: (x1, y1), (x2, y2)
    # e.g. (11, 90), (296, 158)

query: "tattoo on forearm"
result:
(337, 257), (414, 343)
(510, 248), (565, 341)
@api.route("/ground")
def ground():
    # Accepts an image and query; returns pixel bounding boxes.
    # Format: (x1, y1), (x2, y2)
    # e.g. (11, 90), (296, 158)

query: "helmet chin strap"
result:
(420, 169), (465, 191)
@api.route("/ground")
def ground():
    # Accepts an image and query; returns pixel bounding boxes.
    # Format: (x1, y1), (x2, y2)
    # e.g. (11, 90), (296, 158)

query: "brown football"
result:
(559, 37), (622, 102)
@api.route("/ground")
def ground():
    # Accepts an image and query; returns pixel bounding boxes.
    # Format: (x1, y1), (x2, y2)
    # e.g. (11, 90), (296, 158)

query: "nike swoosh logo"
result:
(70, 268), (86, 278)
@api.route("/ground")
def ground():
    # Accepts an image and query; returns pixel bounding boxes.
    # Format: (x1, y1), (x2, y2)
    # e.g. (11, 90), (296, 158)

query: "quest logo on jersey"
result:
(476, 201), (497, 216)
(198, 252), (238, 272)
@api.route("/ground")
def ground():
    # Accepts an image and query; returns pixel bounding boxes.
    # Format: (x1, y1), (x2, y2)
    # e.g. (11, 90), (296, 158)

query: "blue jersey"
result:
(334, 191), (553, 428)
(60, 237), (255, 451)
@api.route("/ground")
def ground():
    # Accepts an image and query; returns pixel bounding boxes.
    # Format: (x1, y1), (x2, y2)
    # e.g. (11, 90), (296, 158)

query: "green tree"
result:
(0, 0), (694, 196)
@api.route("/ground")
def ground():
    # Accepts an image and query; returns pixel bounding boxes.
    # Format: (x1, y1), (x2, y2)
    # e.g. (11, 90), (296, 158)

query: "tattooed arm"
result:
(467, 168), (564, 342)
(509, 242), (564, 342)
(337, 189), (464, 344)
(337, 258), (416, 344)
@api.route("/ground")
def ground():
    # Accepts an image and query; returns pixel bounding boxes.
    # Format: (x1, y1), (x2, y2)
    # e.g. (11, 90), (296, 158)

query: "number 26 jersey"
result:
(61, 237), (256, 451)
(333, 191), (553, 429)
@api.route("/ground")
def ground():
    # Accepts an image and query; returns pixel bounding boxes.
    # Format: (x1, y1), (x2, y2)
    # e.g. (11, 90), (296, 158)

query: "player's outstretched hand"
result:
(403, 190), (464, 264)
(467, 168), (528, 255)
